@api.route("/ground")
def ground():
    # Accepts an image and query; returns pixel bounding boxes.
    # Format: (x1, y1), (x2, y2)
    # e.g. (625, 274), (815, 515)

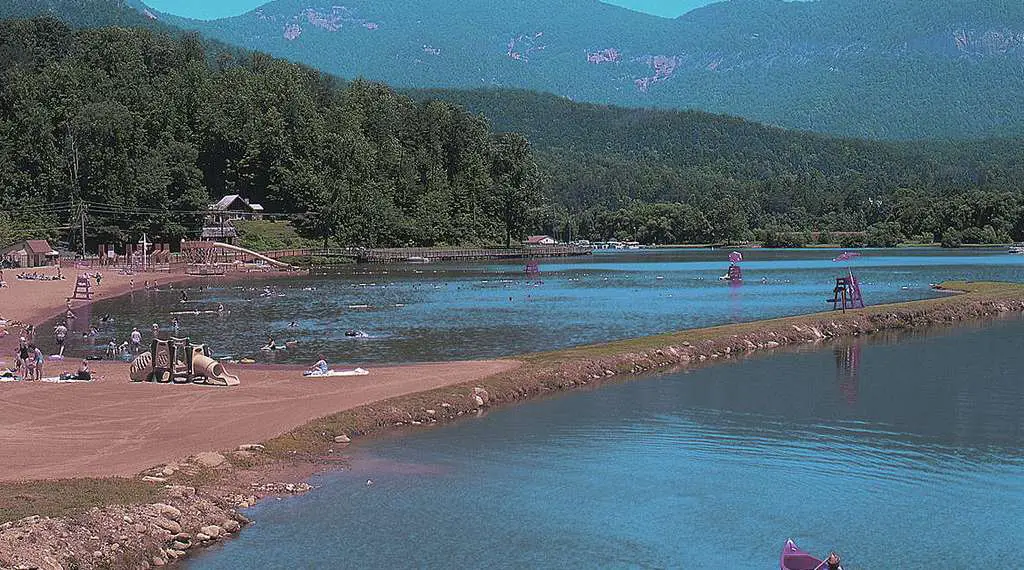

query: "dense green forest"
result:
(417, 89), (1024, 245)
(0, 17), (539, 249)
(2, 13), (1024, 251)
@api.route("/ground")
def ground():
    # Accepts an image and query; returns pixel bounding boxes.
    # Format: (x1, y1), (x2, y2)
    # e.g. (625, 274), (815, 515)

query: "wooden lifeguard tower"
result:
(71, 275), (93, 300)
(829, 271), (864, 312)
(828, 251), (865, 312)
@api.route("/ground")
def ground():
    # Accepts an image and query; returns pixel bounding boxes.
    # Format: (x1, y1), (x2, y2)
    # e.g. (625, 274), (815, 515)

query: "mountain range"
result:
(134, 0), (1024, 140)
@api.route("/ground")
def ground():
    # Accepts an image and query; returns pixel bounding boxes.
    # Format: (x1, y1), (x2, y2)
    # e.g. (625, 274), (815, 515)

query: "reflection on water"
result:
(65, 248), (1024, 363)
(188, 316), (1024, 570)
(835, 344), (860, 405)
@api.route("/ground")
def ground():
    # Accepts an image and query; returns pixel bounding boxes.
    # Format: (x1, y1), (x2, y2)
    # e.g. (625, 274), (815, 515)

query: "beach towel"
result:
(40, 376), (93, 384)
(304, 368), (369, 378)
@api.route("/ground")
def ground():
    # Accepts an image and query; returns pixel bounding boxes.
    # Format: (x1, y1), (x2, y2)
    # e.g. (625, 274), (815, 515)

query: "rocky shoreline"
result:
(3, 282), (1024, 569)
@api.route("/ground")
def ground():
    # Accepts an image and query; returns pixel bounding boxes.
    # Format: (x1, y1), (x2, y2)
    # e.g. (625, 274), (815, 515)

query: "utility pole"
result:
(79, 201), (87, 257)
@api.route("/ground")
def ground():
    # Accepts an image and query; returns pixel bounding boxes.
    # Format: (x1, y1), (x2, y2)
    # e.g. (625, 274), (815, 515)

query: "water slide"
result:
(208, 242), (295, 269)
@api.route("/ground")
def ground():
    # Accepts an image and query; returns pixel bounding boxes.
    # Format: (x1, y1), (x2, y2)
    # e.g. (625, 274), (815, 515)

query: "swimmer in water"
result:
(262, 335), (277, 351)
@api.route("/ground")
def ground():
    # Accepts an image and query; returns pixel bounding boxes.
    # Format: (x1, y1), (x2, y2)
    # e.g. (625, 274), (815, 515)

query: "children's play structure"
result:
(130, 337), (240, 386)
(180, 241), (294, 275)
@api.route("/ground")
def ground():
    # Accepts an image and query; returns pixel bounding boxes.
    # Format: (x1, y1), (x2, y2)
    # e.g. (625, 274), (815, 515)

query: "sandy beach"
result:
(0, 359), (516, 481)
(0, 265), (518, 481)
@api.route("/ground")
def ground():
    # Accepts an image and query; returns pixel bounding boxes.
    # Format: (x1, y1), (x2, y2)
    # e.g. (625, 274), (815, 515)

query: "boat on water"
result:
(780, 539), (822, 570)
(1009, 244), (1024, 254)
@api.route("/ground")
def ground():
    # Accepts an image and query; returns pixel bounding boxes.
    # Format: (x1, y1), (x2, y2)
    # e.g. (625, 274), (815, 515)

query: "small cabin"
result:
(207, 195), (265, 224)
(203, 194), (264, 244)
(524, 235), (557, 246)
(0, 239), (59, 268)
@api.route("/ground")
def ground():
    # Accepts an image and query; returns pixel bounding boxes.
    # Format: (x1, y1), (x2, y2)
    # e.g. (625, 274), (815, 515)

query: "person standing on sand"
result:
(30, 344), (43, 380)
(130, 327), (142, 355)
(54, 322), (68, 357)
(17, 337), (30, 378)
(151, 323), (160, 341)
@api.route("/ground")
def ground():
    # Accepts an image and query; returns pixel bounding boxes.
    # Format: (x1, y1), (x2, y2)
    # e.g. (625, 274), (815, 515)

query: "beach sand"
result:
(0, 265), (518, 481)
(0, 359), (517, 481)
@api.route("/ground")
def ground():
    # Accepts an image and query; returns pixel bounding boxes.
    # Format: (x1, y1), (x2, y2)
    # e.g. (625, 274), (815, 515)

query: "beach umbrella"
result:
(729, 251), (743, 263)
(832, 251), (860, 263)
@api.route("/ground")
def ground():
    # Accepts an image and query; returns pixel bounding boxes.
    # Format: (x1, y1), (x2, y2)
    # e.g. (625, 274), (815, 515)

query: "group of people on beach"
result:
(3, 336), (91, 382)
(11, 337), (45, 380)
(13, 271), (63, 281)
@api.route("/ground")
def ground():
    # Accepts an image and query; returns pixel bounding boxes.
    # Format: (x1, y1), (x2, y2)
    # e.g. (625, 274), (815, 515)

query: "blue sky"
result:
(143, 0), (713, 20)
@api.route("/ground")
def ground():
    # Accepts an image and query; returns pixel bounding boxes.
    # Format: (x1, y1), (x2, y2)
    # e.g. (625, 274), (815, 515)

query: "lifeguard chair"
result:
(71, 275), (93, 300)
(721, 251), (743, 282)
(726, 264), (742, 282)
(829, 272), (864, 312)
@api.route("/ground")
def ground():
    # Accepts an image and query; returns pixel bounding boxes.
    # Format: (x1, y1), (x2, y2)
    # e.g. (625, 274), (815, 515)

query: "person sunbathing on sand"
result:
(308, 355), (329, 375)
(61, 360), (91, 382)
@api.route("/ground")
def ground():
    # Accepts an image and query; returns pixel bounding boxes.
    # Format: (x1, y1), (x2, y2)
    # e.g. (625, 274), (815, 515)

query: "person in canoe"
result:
(824, 551), (842, 570)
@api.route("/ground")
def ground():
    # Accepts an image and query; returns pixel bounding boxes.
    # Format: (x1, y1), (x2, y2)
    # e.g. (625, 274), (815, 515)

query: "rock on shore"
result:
(0, 486), (250, 569)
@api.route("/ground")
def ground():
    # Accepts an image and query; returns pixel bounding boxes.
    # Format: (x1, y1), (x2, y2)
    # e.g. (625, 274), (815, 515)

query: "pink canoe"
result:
(780, 539), (823, 570)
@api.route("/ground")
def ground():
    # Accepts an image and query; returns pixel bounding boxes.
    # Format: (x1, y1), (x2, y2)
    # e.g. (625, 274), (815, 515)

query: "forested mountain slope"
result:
(2, 5), (1023, 247)
(0, 18), (539, 249)
(146, 0), (1024, 139)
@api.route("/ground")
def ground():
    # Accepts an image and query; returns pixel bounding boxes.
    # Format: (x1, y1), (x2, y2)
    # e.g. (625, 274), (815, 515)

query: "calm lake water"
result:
(65, 248), (1024, 363)
(186, 316), (1024, 569)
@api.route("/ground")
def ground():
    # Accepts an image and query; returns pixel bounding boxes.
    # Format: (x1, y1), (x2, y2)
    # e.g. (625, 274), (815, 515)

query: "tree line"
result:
(2, 17), (1024, 252)
(423, 90), (1024, 246)
(0, 17), (538, 250)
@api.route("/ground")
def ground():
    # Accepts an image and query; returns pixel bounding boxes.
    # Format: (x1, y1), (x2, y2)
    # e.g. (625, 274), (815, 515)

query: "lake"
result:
(185, 314), (1024, 569)
(70, 248), (1024, 364)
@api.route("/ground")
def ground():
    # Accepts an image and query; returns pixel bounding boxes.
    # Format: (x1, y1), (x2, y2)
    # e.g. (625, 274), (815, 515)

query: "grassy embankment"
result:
(4, 281), (1024, 523)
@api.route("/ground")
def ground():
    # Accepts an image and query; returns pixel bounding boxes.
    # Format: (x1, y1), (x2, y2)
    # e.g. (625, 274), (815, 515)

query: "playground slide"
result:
(208, 242), (295, 269)
(192, 354), (240, 386)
